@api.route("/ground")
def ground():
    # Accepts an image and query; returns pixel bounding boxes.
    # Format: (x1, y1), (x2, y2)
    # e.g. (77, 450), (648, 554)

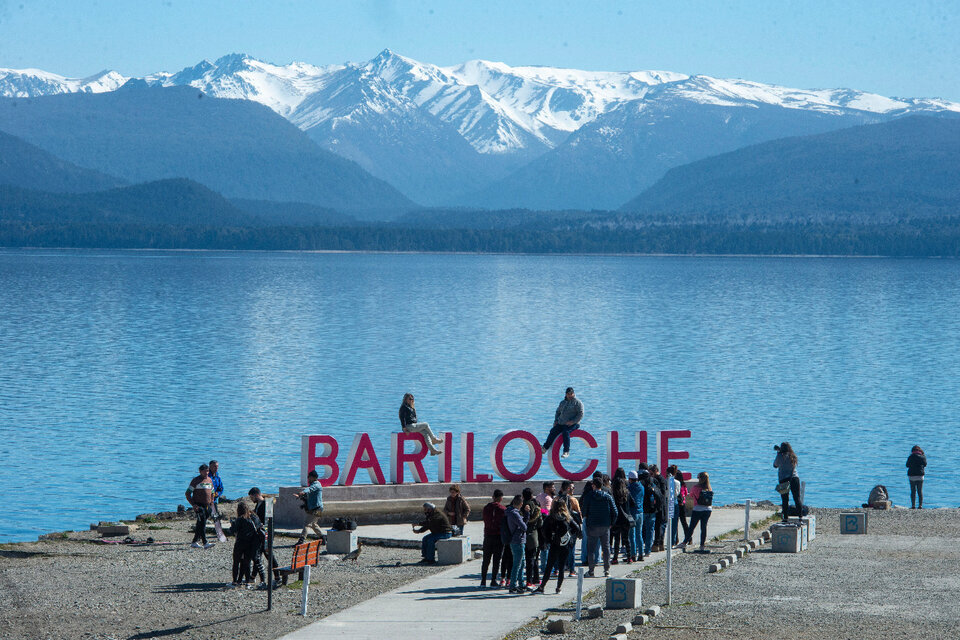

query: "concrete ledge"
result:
(545, 616), (573, 634)
(632, 614), (649, 625)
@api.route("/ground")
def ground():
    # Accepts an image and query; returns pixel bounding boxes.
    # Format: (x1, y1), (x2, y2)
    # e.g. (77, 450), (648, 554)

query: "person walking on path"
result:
(444, 484), (471, 536)
(681, 472), (713, 552)
(399, 393), (443, 456)
(185, 463), (216, 549)
(907, 445), (927, 509)
(557, 480), (583, 576)
(774, 442), (803, 522)
(481, 489), (506, 587)
(295, 469), (324, 545)
(638, 465), (659, 556)
(627, 470), (645, 561)
(414, 503), (452, 564)
(581, 476), (617, 577)
(504, 495), (528, 593)
(541, 387), (584, 459)
(611, 468), (638, 563)
(535, 499), (580, 595)
(522, 487), (543, 586)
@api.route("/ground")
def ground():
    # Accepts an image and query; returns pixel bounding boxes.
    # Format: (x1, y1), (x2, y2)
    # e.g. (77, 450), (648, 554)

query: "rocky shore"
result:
(0, 507), (444, 640)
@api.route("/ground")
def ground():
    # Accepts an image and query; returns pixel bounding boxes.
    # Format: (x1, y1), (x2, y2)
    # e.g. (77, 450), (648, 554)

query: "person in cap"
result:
(542, 387), (584, 459)
(413, 502), (452, 563)
(295, 470), (324, 545)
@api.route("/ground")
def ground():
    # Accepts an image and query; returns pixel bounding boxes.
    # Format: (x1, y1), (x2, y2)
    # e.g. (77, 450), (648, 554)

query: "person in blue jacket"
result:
(627, 470), (645, 561)
(504, 495), (528, 592)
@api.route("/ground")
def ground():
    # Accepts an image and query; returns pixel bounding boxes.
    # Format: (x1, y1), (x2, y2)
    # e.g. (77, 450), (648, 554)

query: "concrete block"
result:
(608, 635), (628, 640)
(719, 558), (730, 568)
(749, 540), (760, 549)
(708, 563), (721, 573)
(761, 530), (772, 541)
(799, 523), (809, 551)
(801, 515), (817, 541)
(632, 614), (649, 625)
(474, 549), (484, 559)
(726, 554), (737, 563)
(585, 604), (604, 619)
(643, 605), (661, 617)
(326, 529), (358, 554)
(840, 512), (867, 535)
(771, 523), (803, 553)
(436, 536), (471, 564)
(605, 577), (642, 609)
(545, 615), (573, 634)
(615, 622), (633, 634)
(735, 548), (746, 559)
(871, 500), (892, 510)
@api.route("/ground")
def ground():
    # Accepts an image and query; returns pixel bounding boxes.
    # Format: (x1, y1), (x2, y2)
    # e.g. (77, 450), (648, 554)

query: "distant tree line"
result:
(2, 219), (960, 257)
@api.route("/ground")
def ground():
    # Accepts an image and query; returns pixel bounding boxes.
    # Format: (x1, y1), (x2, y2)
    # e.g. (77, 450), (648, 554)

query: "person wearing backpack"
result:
(581, 476), (618, 577)
(639, 466), (660, 556)
(906, 445), (927, 509)
(534, 499), (580, 594)
(774, 442), (803, 522)
(681, 472), (713, 552)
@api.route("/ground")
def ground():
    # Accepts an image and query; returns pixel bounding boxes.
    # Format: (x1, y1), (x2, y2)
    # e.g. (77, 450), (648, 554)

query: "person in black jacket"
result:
(650, 464), (669, 552)
(534, 500), (580, 594)
(231, 502), (262, 587)
(907, 445), (927, 509)
(610, 469), (637, 563)
(522, 487), (543, 586)
(399, 393), (443, 455)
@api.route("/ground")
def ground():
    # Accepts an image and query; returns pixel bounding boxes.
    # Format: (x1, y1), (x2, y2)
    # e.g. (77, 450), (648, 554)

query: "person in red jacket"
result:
(480, 489), (505, 587)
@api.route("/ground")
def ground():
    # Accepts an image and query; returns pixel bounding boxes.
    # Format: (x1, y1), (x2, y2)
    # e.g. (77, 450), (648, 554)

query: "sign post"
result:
(266, 496), (274, 611)
(744, 499), (751, 540)
(666, 478), (674, 605)
(575, 567), (584, 620)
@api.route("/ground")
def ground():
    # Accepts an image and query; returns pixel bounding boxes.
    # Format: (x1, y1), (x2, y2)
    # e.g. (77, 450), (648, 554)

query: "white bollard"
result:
(575, 567), (585, 620)
(744, 500), (751, 540)
(301, 565), (311, 616)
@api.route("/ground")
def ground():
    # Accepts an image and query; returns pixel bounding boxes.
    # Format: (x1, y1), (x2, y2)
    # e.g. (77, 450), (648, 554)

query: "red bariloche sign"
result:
(300, 430), (691, 486)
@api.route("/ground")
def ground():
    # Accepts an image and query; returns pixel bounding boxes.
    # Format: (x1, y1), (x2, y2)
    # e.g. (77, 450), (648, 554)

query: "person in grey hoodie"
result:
(774, 442), (803, 522)
(581, 477), (617, 577)
(906, 445), (927, 509)
(542, 387), (584, 459)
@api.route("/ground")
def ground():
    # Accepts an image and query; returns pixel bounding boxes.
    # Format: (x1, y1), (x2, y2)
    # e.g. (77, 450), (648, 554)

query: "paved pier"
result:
(278, 507), (770, 640)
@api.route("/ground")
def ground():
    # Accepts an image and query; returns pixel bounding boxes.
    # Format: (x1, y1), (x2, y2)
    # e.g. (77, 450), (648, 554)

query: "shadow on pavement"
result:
(153, 582), (228, 593)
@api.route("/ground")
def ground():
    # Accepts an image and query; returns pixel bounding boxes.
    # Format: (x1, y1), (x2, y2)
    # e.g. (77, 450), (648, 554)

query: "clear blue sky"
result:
(1, 0), (958, 100)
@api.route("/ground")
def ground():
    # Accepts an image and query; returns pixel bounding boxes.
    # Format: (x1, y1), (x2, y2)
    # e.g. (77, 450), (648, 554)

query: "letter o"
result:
(491, 430), (542, 482)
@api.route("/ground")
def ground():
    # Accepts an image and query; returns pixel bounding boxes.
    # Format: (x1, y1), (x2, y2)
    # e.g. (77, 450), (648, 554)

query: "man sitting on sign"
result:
(541, 387), (584, 459)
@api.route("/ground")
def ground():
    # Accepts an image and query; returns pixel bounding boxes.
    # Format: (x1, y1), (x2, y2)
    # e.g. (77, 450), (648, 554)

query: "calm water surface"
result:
(1, 249), (958, 542)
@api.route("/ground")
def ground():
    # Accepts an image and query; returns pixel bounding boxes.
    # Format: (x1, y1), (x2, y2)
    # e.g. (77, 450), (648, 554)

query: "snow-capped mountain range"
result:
(3, 49), (959, 209)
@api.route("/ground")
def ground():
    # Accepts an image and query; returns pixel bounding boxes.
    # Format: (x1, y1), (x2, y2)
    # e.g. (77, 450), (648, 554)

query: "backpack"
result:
(696, 489), (713, 507)
(644, 484), (662, 512)
(500, 510), (513, 544)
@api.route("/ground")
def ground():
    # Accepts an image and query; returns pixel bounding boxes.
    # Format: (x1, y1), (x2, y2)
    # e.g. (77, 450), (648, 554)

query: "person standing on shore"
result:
(295, 470), (324, 546)
(681, 472), (713, 552)
(481, 489), (506, 587)
(907, 445), (927, 509)
(542, 387), (584, 459)
(581, 476), (617, 577)
(556, 480), (582, 576)
(504, 495), (528, 592)
(639, 465), (660, 556)
(444, 484), (471, 536)
(627, 470), (645, 561)
(611, 468), (637, 563)
(535, 499), (579, 595)
(774, 442), (803, 521)
(522, 487), (543, 586)
(230, 501), (261, 588)
(536, 481), (556, 574)
(399, 393), (443, 456)
(248, 487), (280, 587)
(650, 464), (668, 552)
(185, 464), (216, 549)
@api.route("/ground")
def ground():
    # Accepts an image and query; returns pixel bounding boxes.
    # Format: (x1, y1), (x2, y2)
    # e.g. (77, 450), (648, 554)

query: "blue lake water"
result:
(1, 249), (957, 542)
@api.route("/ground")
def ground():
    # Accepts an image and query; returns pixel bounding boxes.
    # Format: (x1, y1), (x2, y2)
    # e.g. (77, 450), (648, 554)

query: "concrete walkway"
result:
(278, 508), (771, 640)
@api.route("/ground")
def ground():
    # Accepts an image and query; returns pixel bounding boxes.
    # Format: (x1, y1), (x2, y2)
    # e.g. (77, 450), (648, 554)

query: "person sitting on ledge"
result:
(399, 393), (443, 456)
(413, 502), (452, 564)
(542, 387), (584, 459)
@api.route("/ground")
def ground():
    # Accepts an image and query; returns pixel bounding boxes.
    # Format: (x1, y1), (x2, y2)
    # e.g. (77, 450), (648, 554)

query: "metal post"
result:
(266, 497), (274, 611)
(575, 567), (584, 620)
(666, 478), (674, 605)
(744, 499), (751, 540)
(301, 564), (311, 616)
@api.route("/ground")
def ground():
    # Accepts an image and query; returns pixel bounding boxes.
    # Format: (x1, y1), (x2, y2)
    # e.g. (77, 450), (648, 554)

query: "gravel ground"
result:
(0, 511), (444, 640)
(505, 507), (960, 640)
